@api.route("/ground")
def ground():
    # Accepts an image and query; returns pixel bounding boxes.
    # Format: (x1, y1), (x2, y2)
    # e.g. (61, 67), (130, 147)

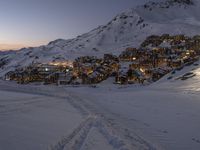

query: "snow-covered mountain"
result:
(1, 0), (200, 76)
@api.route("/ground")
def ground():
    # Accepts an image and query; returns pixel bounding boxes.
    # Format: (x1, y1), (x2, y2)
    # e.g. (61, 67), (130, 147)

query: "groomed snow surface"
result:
(0, 62), (200, 150)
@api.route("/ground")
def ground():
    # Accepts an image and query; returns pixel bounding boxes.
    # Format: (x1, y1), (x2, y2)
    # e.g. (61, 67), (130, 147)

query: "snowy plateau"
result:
(0, 0), (200, 150)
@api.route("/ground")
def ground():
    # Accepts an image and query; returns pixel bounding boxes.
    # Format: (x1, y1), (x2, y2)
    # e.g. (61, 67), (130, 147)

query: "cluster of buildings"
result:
(5, 34), (200, 85)
(73, 54), (119, 84)
(116, 34), (200, 84)
(5, 61), (74, 85)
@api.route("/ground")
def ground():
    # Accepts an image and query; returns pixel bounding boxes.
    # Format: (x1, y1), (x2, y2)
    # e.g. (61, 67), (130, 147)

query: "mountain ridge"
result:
(1, 0), (200, 76)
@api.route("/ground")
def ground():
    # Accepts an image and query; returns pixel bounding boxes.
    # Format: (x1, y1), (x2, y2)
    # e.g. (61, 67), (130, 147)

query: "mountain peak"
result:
(142, 0), (194, 10)
(167, 0), (194, 5)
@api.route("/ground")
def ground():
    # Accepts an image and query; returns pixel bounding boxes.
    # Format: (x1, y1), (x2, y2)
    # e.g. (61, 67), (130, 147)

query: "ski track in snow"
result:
(48, 89), (159, 150)
(0, 82), (159, 150)
(49, 95), (134, 150)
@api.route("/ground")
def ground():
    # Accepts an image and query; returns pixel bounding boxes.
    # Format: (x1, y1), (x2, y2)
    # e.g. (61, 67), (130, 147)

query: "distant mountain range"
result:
(1, 0), (200, 76)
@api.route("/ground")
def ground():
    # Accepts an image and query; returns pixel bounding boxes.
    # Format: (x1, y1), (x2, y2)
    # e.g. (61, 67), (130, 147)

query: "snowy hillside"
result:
(154, 59), (200, 91)
(1, 0), (200, 76)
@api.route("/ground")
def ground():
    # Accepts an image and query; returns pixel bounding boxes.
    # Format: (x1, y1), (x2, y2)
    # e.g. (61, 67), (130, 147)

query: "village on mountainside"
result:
(4, 34), (200, 85)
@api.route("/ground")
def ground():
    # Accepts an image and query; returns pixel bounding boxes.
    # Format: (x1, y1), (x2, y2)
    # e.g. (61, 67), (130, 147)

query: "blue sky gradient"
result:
(0, 0), (150, 50)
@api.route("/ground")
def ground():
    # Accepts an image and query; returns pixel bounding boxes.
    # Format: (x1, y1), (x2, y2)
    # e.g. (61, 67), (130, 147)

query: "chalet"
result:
(161, 34), (170, 40)
(81, 70), (105, 84)
(115, 72), (128, 84)
(129, 62), (140, 70)
(140, 35), (161, 47)
(5, 71), (16, 81)
(57, 73), (73, 85)
(168, 59), (182, 68)
(75, 56), (100, 64)
(109, 62), (120, 74)
(174, 34), (185, 41)
(157, 56), (168, 67)
(37, 64), (58, 74)
(81, 63), (94, 75)
(127, 69), (145, 84)
(44, 71), (74, 85)
(15, 71), (31, 84)
(88, 71), (104, 84)
(44, 72), (59, 84)
(104, 54), (119, 62)
(151, 68), (169, 81)
(119, 48), (139, 61)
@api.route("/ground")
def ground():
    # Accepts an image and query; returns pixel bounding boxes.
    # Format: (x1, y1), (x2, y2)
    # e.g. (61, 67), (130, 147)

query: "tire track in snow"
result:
(49, 115), (95, 150)
(65, 92), (160, 150)
(50, 114), (131, 150)
(48, 91), (132, 150)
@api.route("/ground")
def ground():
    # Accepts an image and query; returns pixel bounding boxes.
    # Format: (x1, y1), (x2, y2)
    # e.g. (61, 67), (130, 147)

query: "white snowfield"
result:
(0, 61), (200, 150)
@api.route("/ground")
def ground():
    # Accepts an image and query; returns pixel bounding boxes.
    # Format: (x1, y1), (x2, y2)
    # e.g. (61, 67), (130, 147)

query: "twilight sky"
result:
(0, 0), (150, 50)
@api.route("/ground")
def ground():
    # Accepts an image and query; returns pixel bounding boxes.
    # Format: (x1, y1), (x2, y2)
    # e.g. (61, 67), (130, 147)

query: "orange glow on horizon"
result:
(0, 41), (49, 51)
(0, 44), (25, 51)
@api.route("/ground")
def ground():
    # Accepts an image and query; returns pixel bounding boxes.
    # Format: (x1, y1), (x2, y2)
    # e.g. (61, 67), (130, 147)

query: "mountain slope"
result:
(1, 0), (200, 76)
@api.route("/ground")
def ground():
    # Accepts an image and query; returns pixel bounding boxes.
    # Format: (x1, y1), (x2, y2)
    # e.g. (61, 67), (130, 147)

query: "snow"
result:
(80, 127), (115, 150)
(0, 90), (84, 150)
(85, 88), (200, 150)
(0, 59), (200, 150)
